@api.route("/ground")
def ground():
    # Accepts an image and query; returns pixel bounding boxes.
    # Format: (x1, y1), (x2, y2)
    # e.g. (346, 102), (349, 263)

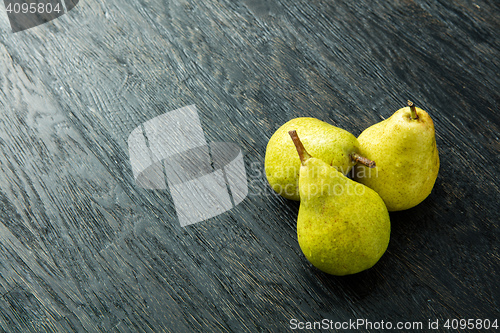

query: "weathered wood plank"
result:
(0, 0), (498, 331)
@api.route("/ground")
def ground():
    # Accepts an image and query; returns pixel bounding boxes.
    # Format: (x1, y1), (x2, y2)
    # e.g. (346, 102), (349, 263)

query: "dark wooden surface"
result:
(0, 0), (499, 332)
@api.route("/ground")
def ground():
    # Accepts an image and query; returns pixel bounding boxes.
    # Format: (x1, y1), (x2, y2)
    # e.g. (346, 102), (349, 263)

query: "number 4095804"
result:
(443, 319), (498, 330)
(6, 2), (62, 14)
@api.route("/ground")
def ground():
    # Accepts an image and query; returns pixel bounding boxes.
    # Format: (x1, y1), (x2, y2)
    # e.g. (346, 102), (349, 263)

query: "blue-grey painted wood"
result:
(0, 0), (498, 332)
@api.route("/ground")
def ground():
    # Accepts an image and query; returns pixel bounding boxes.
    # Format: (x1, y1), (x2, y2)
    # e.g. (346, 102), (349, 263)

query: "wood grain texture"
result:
(0, 0), (498, 332)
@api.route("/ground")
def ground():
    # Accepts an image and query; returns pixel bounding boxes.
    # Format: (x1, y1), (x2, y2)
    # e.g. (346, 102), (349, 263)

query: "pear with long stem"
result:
(289, 130), (390, 276)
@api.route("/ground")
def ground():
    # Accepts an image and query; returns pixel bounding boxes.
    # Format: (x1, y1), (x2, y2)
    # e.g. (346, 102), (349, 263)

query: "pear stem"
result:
(288, 130), (310, 165)
(351, 153), (376, 168)
(408, 100), (419, 120)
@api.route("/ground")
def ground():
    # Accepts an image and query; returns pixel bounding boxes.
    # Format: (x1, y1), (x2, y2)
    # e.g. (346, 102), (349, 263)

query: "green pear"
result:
(289, 130), (390, 276)
(265, 118), (374, 201)
(355, 101), (440, 211)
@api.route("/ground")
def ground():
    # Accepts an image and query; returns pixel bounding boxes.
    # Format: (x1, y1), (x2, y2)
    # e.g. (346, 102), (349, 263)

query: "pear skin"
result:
(290, 131), (391, 276)
(355, 102), (440, 211)
(265, 118), (360, 201)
